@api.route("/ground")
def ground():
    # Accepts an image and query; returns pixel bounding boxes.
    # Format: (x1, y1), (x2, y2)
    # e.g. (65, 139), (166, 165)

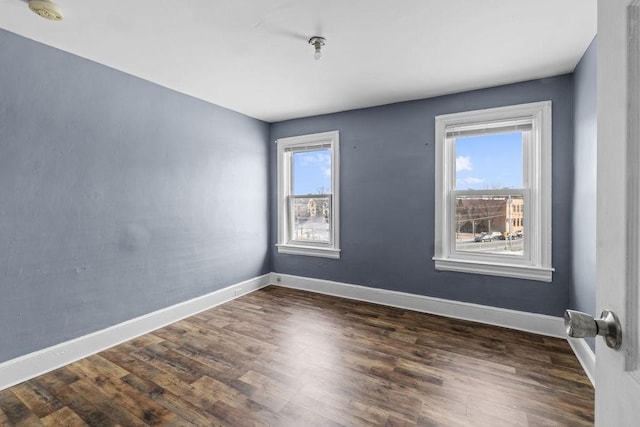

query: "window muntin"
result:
(276, 131), (340, 258)
(434, 102), (553, 282)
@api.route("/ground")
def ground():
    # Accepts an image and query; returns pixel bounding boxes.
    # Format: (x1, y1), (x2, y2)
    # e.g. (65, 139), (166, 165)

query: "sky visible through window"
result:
(455, 132), (523, 190)
(292, 149), (332, 195)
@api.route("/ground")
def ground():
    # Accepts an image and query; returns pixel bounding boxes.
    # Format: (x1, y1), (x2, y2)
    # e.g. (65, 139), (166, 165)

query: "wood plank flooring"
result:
(0, 286), (594, 426)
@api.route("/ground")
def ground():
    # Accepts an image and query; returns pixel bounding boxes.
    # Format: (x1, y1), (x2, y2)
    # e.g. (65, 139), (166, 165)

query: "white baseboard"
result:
(271, 273), (566, 338)
(0, 274), (271, 392)
(567, 338), (596, 387)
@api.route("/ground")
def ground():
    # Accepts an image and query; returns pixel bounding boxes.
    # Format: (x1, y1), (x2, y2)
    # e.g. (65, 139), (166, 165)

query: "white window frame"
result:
(276, 130), (340, 259)
(433, 101), (554, 282)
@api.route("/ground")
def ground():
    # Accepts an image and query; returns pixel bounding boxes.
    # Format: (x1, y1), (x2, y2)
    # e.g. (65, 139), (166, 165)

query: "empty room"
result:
(1, 0), (638, 425)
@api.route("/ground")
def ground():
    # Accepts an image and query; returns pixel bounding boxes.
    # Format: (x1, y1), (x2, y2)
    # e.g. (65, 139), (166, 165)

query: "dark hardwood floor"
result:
(0, 286), (594, 426)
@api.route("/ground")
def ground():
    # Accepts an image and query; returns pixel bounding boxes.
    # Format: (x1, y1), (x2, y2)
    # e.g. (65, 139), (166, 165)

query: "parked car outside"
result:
(474, 233), (493, 242)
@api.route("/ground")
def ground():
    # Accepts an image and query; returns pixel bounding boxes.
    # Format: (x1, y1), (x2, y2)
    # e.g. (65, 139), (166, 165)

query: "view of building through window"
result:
(454, 132), (524, 255)
(290, 149), (332, 243)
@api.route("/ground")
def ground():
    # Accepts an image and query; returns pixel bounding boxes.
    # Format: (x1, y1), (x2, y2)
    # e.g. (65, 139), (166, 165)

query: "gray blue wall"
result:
(1, 26), (596, 364)
(0, 30), (271, 363)
(571, 38), (598, 351)
(270, 76), (574, 316)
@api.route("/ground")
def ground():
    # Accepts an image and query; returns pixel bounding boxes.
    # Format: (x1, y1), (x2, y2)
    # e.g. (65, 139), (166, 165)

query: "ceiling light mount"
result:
(28, 0), (63, 21)
(308, 36), (326, 61)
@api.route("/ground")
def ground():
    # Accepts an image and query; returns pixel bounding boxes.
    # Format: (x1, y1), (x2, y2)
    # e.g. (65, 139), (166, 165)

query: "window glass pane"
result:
(455, 194), (524, 256)
(290, 196), (331, 243)
(292, 149), (331, 195)
(455, 132), (523, 190)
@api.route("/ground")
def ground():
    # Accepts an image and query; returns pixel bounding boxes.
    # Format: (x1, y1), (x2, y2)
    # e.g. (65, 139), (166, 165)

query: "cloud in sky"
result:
(459, 176), (484, 185)
(294, 150), (332, 194)
(456, 156), (472, 172)
(298, 150), (331, 176)
(299, 151), (330, 165)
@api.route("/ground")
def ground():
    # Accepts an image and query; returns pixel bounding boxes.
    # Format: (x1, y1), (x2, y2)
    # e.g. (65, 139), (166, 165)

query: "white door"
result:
(596, 0), (640, 424)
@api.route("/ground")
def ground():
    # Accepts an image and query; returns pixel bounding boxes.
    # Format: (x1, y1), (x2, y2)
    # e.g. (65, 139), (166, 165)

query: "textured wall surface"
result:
(0, 30), (271, 363)
(571, 37), (598, 351)
(271, 76), (574, 316)
(1, 25), (590, 364)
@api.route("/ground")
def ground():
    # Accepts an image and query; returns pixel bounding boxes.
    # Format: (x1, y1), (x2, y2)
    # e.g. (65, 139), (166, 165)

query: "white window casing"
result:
(276, 130), (340, 259)
(433, 101), (554, 281)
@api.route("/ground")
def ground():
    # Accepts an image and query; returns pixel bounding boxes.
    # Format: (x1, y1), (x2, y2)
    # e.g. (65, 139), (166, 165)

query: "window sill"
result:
(276, 244), (341, 259)
(433, 257), (553, 282)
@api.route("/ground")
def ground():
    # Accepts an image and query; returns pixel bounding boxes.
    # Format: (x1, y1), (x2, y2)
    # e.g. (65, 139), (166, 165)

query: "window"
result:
(276, 131), (340, 258)
(434, 101), (553, 281)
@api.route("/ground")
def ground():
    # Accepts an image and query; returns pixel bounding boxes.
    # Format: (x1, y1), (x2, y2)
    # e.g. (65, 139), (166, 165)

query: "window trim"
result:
(276, 130), (340, 259)
(433, 101), (553, 282)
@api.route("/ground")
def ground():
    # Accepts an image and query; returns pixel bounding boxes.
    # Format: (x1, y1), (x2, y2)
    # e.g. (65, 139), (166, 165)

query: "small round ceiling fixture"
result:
(28, 0), (64, 21)
(308, 36), (326, 61)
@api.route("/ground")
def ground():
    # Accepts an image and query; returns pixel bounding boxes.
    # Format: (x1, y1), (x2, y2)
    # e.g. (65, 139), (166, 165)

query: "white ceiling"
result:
(0, 0), (596, 122)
